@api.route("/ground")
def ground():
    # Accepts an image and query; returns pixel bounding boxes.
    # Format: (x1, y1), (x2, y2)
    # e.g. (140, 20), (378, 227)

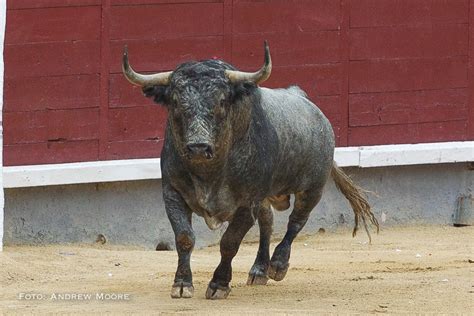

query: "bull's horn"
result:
(122, 45), (172, 86)
(225, 41), (272, 85)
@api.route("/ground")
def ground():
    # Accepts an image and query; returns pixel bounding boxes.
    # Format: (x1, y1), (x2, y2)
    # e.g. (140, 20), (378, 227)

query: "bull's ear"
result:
(230, 81), (257, 103)
(142, 85), (170, 106)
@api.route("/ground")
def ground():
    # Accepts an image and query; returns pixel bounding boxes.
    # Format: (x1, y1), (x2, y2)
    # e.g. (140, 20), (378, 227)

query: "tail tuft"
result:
(331, 162), (379, 243)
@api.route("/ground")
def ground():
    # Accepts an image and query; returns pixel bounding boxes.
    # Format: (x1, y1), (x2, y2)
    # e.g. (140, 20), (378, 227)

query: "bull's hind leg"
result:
(247, 203), (273, 285)
(268, 188), (323, 281)
(206, 207), (255, 299)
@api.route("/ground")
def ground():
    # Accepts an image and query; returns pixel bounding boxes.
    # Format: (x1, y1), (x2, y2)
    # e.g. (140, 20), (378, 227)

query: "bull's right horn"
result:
(122, 45), (172, 86)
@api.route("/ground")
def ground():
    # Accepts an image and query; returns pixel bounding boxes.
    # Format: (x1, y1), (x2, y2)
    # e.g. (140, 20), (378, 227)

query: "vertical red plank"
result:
(99, 0), (110, 159)
(339, 0), (350, 146)
(223, 0), (233, 62)
(469, 0), (474, 139)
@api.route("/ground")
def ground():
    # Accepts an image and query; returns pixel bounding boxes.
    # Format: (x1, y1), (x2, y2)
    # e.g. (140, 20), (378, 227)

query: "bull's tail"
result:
(331, 162), (379, 243)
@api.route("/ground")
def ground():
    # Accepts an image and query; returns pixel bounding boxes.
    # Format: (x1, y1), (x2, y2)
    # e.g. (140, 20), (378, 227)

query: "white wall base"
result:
(357, 141), (474, 167)
(4, 158), (161, 188)
(3, 141), (473, 189)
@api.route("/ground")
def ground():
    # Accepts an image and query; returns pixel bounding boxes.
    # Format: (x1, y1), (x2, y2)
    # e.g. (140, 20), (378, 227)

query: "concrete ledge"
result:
(358, 141), (474, 167)
(4, 159), (161, 188)
(3, 141), (473, 188)
(334, 146), (360, 167)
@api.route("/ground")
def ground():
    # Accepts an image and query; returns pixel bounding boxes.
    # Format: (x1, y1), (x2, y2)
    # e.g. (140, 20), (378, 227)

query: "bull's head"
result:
(122, 42), (272, 163)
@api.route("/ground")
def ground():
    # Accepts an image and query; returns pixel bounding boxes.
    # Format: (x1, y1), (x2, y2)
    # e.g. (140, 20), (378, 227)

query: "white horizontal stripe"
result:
(4, 159), (161, 188)
(357, 141), (474, 167)
(3, 141), (473, 188)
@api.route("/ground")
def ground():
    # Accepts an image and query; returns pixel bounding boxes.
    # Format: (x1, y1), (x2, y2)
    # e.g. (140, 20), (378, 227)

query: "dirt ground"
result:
(0, 225), (473, 314)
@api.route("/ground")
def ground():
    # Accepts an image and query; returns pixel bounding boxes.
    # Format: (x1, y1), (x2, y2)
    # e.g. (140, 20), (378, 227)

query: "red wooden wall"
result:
(3, 0), (473, 166)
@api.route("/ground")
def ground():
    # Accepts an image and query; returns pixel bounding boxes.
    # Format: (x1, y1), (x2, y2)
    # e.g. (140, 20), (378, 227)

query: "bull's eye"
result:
(219, 97), (226, 108)
(217, 93), (227, 109)
(215, 95), (226, 120)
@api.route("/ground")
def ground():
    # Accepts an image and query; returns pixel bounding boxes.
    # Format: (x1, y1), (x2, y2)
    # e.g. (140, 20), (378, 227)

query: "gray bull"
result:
(123, 42), (379, 299)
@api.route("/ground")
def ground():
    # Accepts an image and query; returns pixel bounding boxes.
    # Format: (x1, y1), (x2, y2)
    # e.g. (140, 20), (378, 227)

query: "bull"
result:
(122, 42), (379, 299)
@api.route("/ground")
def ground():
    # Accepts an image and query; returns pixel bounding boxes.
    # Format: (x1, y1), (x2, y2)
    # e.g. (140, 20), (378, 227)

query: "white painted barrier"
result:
(3, 141), (473, 189)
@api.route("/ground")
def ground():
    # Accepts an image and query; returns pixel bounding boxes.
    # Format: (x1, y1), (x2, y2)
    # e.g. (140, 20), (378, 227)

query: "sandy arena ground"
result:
(0, 225), (473, 314)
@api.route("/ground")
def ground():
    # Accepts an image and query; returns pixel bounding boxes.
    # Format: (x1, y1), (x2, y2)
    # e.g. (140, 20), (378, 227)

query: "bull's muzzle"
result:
(186, 142), (214, 160)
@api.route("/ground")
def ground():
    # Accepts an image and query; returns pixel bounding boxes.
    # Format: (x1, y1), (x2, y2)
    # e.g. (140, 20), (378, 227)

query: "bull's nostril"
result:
(205, 151), (213, 159)
(186, 143), (214, 159)
(187, 143), (208, 152)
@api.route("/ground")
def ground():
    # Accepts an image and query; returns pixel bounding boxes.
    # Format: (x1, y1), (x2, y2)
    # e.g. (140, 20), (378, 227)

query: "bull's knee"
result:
(176, 232), (195, 252)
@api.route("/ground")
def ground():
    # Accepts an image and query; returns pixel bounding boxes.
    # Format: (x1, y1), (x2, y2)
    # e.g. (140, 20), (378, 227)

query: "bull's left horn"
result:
(122, 45), (172, 86)
(225, 41), (272, 85)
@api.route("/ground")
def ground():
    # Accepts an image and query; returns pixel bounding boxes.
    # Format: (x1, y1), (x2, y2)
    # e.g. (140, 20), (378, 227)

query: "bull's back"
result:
(259, 87), (335, 194)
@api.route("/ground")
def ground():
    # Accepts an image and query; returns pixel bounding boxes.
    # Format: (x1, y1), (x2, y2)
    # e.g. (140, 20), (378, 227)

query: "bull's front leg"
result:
(206, 206), (256, 299)
(164, 183), (195, 299)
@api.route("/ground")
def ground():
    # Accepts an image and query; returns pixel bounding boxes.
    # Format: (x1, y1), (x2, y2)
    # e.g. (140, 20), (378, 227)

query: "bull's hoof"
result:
(247, 273), (269, 285)
(247, 264), (269, 285)
(268, 261), (289, 281)
(170, 281), (194, 298)
(205, 282), (231, 300)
